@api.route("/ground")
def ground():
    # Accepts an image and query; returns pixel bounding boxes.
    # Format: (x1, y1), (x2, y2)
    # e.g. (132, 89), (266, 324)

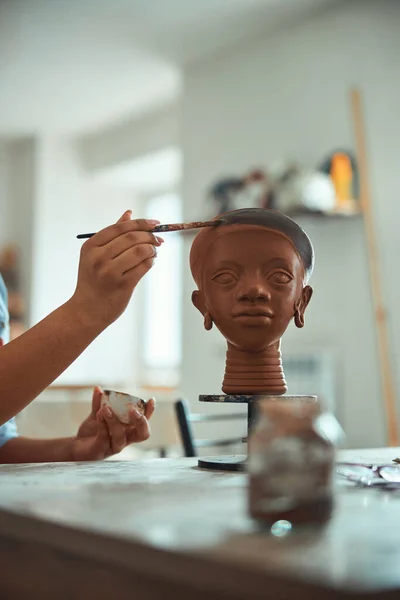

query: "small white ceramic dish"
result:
(101, 389), (146, 424)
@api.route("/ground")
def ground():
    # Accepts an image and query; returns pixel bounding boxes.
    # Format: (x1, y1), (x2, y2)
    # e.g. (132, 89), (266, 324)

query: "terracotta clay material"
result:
(190, 209), (314, 395)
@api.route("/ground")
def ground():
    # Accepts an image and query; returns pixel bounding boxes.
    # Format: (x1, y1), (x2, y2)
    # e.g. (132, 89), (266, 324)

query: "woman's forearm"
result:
(0, 436), (75, 463)
(0, 298), (102, 425)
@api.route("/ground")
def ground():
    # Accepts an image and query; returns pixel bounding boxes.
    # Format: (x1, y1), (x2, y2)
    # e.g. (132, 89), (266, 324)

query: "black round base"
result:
(197, 455), (247, 472)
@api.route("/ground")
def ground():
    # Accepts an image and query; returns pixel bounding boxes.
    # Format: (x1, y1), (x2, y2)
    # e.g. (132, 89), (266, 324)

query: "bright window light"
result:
(142, 193), (182, 387)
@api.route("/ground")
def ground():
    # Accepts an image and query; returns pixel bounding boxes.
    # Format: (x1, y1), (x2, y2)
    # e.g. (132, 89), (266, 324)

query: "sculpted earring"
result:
(204, 313), (213, 331)
(294, 309), (304, 328)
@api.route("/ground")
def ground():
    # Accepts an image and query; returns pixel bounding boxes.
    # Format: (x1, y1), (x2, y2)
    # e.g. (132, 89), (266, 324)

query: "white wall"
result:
(0, 136), (142, 389)
(181, 0), (400, 447)
(1, 138), (37, 321)
(30, 137), (141, 387)
(78, 103), (180, 172)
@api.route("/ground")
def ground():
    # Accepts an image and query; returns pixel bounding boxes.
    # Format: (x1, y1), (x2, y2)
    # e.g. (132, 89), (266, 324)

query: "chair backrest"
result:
(174, 399), (247, 457)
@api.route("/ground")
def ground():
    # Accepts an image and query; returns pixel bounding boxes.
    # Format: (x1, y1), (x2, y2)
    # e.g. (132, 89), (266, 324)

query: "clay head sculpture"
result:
(190, 208), (314, 395)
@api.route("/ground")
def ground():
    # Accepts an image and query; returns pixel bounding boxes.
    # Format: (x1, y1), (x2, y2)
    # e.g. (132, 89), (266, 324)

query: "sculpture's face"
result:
(192, 228), (312, 352)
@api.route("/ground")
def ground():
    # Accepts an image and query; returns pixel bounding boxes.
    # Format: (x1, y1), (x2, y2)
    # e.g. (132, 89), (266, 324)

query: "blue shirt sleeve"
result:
(0, 273), (10, 344)
(0, 418), (18, 448)
(0, 275), (18, 447)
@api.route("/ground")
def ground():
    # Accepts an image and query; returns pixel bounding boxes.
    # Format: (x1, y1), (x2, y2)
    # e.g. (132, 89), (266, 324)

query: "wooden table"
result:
(0, 448), (400, 599)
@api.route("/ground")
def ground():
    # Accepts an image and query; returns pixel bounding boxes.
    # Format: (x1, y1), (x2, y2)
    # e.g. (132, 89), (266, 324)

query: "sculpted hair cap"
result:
(190, 208), (315, 286)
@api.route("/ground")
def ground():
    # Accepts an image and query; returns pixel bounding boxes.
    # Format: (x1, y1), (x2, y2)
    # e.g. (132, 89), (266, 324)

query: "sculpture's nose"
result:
(237, 277), (271, 303)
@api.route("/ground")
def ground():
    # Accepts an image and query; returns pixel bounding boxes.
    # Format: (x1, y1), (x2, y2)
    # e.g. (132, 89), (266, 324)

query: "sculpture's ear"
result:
(294, 285), (313, 328)
(192, 290), (207, 316)
(192, 290), (213, 331)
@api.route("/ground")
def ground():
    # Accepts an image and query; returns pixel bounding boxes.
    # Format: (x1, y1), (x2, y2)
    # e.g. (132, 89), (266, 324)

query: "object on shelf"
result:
(319, 150), (360, 215)
(207, 169), (274, 217)
(272, 162), (336, 215)
(204, 150), (362, 223)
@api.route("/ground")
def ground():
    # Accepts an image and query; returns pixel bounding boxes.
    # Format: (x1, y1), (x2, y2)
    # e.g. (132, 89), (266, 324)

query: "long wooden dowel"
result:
(350, 88), (398, 446)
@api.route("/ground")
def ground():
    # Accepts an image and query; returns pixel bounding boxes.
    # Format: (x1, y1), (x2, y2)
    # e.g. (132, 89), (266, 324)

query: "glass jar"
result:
(248, 396), (342, 528)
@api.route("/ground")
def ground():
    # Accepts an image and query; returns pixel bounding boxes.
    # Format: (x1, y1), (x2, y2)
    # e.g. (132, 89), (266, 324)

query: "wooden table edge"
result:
(0, 507), (397, 599)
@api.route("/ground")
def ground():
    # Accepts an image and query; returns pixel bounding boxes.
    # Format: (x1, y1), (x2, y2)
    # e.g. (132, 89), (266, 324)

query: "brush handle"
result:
(76, 219), (222, 239)
(152, 220), (217, 232)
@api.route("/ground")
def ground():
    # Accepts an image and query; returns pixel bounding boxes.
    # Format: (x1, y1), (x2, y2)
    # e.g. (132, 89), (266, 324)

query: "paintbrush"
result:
(76, 219), (226, 239)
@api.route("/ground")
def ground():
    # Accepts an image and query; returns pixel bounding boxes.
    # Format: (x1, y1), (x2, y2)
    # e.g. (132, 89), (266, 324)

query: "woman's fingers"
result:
(106, 231), (164, 260)
(123, 256), (155, 288)
(145, 398), (156, 420)
(89, 216), (160, 247)
(90, 386), (103, 417)
(101, 405), (128, 455)
(117, 210), (132, 223)
(94, 411), (112, 450)
(114, 243), (157, 276)
(127, 409), (151, 444)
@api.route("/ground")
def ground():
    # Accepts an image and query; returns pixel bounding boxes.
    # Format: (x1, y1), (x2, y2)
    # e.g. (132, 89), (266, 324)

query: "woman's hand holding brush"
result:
(71, 210), (164, 328)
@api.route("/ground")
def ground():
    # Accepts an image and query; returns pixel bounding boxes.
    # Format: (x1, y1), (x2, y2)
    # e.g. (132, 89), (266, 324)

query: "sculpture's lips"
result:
(233, 309), (274, 318)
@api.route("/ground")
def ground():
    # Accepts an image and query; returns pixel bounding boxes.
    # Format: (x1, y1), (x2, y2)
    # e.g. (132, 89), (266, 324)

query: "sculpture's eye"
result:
(269, 271), (292, 284)
(212, 272), (237, 285)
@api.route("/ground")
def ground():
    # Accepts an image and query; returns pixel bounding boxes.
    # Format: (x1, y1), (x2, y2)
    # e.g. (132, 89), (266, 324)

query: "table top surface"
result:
(1, 447), (400, 595)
